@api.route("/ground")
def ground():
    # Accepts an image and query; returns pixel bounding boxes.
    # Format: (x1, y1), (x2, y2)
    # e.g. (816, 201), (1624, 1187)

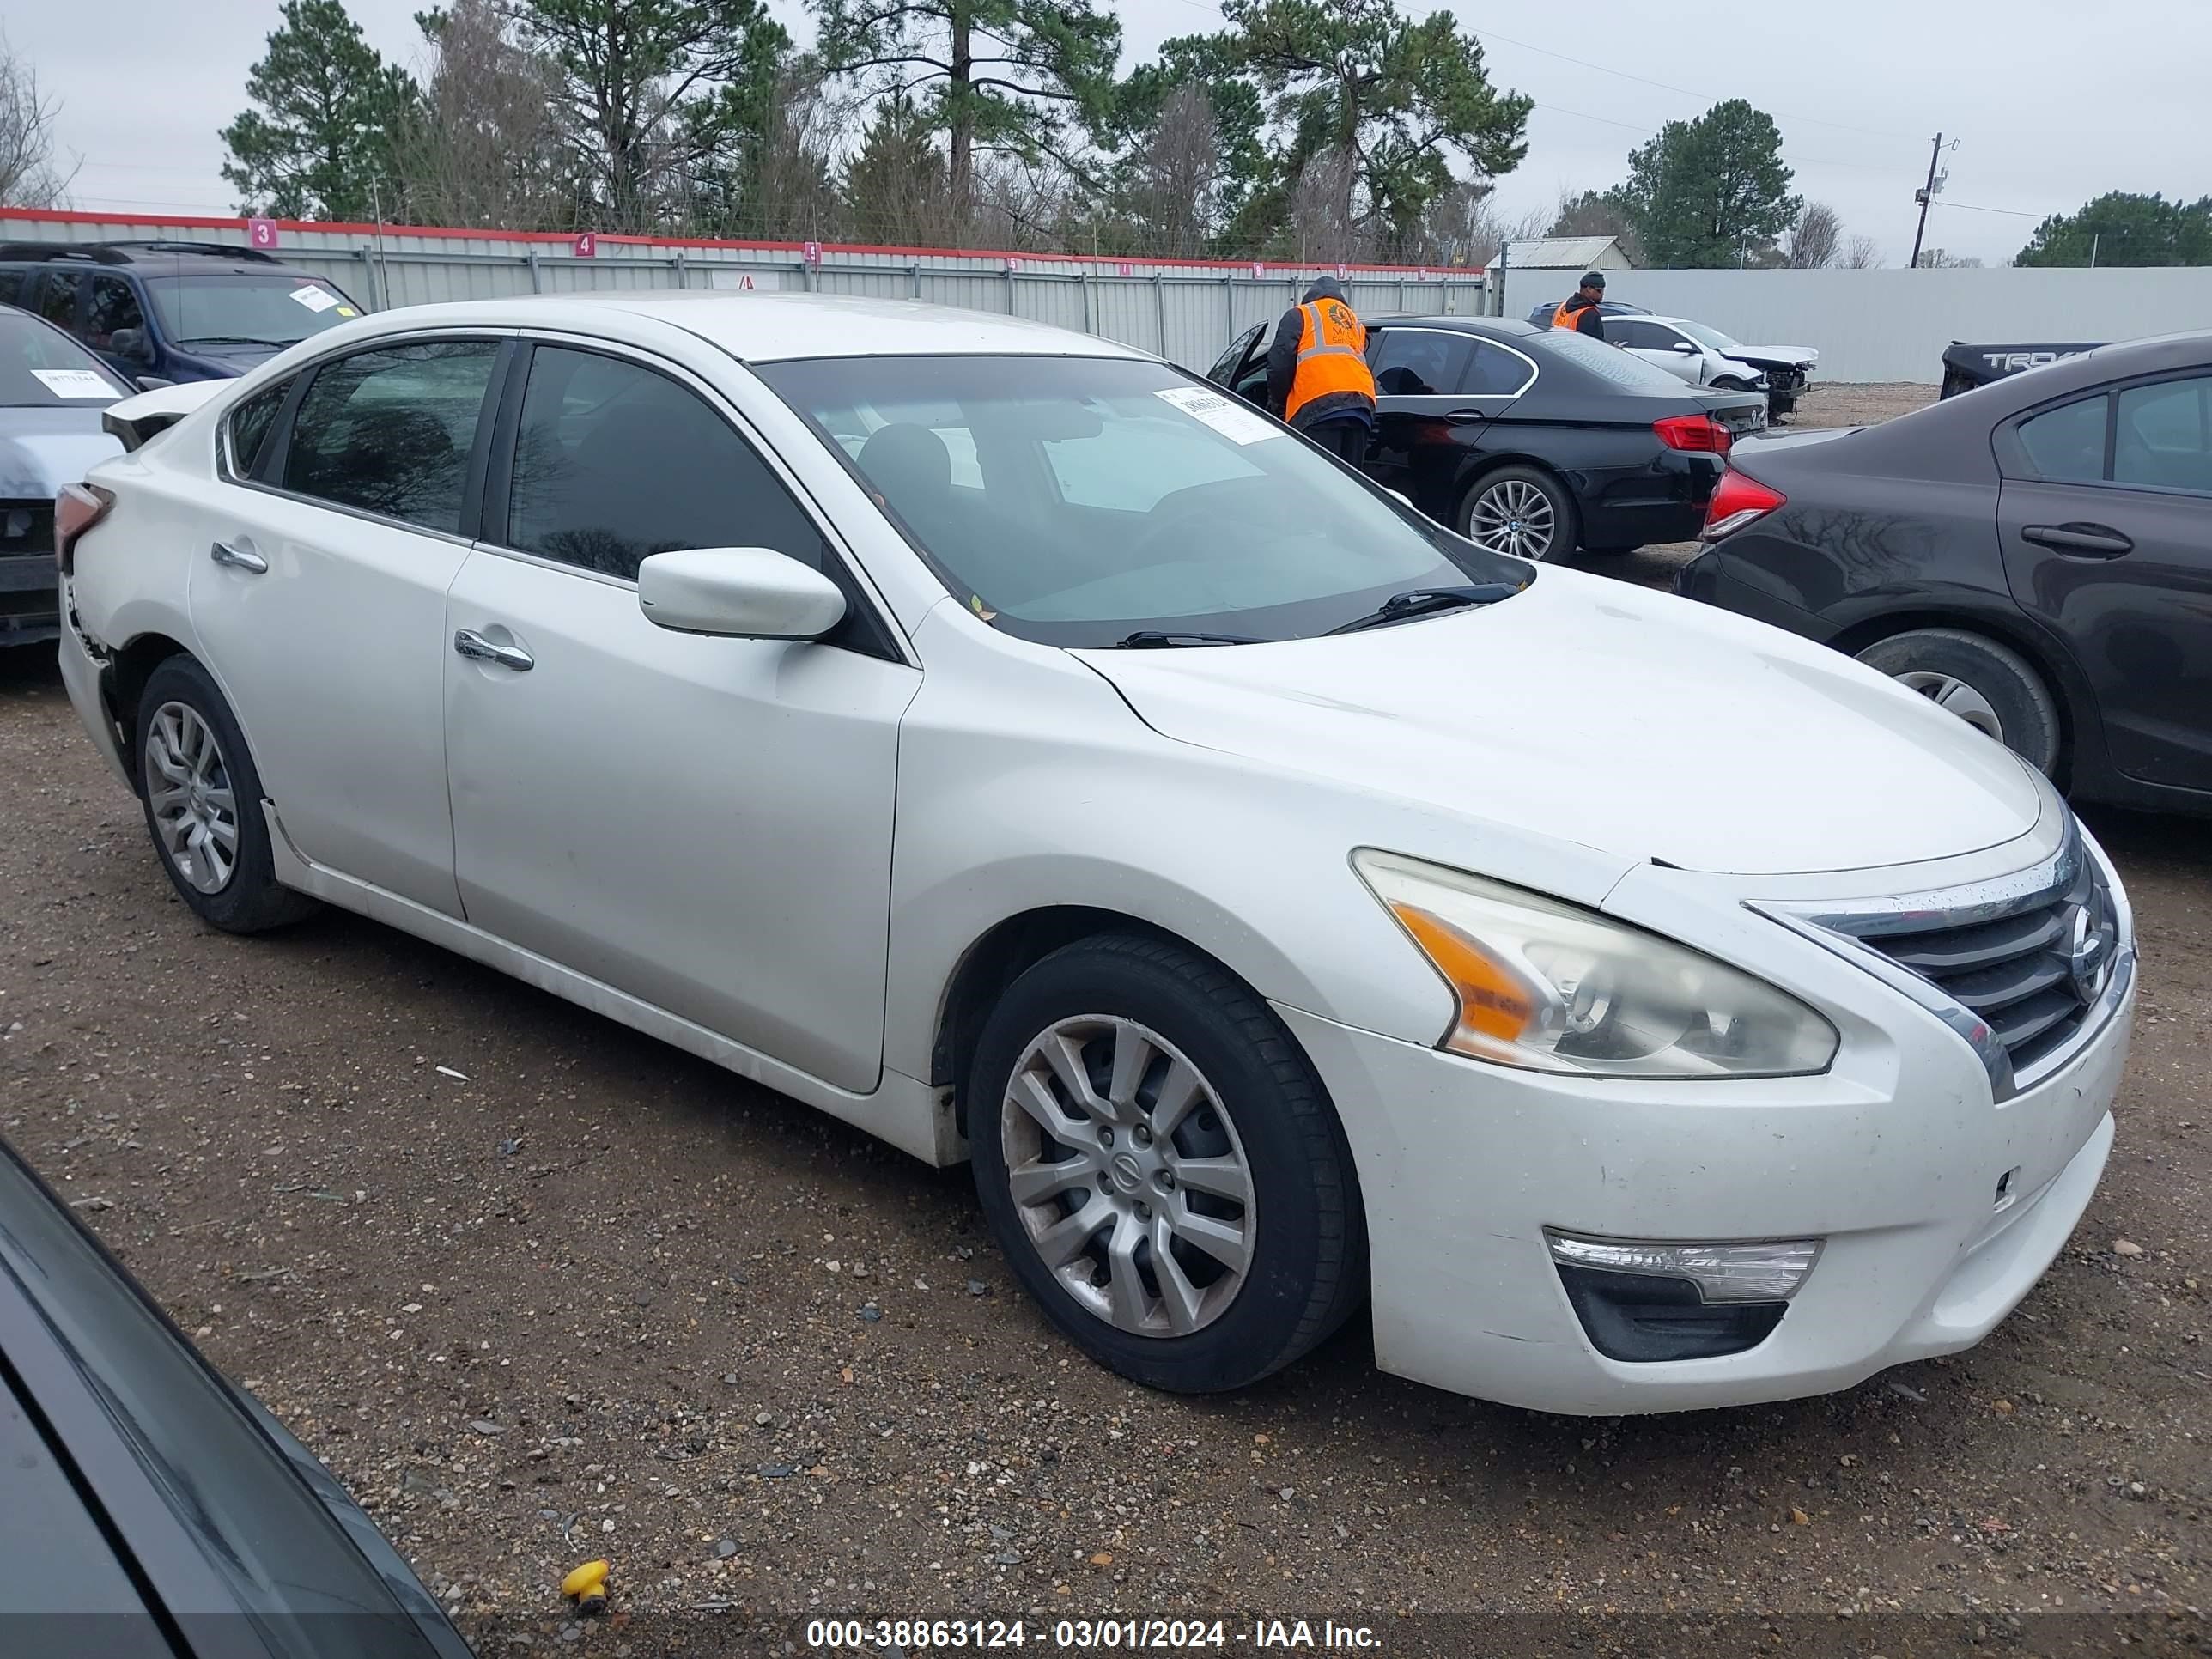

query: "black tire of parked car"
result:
(967, 933), (1366, 1394)
(1458, 463), (1581, 562)
(1856, 628), (2063, 775)
(1711, 376), (1756, 392)
(134, 655), (318, 933)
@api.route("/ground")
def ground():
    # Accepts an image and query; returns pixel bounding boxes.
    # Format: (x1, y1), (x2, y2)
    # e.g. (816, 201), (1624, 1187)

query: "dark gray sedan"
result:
(3, 304), (129, 647)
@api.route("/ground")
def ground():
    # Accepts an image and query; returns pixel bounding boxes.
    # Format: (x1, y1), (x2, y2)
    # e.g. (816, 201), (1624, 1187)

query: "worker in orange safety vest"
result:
(1262, 276), (1377, 462)
(1553, 271), (1609, 337)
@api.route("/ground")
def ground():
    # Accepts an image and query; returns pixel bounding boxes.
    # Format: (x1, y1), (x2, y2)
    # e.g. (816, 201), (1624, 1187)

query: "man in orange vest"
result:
(1263, 276), (1377, 461)
(1553, 271), (1609, 337)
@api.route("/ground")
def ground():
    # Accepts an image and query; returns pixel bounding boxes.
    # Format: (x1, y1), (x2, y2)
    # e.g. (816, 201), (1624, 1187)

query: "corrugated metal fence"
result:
(1495, 264), (2212, 383)
(0, 210), (1487, 372)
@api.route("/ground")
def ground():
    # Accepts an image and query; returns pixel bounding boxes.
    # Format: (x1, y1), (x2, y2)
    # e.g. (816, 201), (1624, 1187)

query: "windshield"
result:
(757, 355), (1525, 647)
(143, 274), (361, 349)
(1678, 320), (1746, 352)
(0, 312), (131, 406)
(1531, 328), (1691, 390)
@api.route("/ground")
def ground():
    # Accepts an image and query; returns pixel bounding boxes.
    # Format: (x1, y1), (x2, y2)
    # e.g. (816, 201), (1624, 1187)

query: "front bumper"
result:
(1279, 880), (2131, 1414)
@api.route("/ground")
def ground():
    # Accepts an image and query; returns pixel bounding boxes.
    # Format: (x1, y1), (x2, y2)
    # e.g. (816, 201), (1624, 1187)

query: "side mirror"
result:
(636, 548), (847, 641)
(1672, 340), (1700, 355)
(108, 327), (153, 363)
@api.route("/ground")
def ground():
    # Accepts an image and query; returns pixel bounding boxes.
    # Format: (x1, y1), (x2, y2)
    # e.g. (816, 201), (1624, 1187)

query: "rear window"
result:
(1532, 327), (1689, 390)
(0, 311), (130, 407)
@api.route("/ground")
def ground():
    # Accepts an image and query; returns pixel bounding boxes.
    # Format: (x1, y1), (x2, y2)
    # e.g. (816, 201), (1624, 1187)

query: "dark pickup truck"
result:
(1938, 341), (2105, 399)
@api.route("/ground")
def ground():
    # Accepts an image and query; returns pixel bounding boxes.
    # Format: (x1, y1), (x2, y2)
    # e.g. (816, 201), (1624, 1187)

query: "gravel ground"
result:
(3, 381), (2206, 1654)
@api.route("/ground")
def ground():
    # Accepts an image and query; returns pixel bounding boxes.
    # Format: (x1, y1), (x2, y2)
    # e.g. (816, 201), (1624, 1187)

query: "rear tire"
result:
(1856, 628), (2063, 775)
(1459, 465), (1579, 562)
(134, 656), (316, 933)
(968, 933), (1365, 1394)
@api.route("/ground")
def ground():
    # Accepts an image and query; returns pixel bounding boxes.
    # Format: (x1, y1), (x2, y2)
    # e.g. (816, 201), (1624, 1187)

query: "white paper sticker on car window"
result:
(1152, 385), (1281, 445)
(31, 368), (115, 398)
(289, 285), (343, 313)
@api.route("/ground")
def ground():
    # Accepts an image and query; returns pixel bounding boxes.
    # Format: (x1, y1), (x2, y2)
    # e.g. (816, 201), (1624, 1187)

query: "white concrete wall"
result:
(1494, 265), (2212, 383)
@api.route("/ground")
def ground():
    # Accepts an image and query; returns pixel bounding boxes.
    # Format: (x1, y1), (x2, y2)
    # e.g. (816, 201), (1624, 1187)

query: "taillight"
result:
(55, 483), (113, 574)
(1653, 414), (1733, 453)
(1700, 467), (1788, 541)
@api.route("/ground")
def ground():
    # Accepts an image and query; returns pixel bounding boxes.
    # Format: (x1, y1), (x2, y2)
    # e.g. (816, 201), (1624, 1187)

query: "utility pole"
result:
(1910, 133), (1953, 269)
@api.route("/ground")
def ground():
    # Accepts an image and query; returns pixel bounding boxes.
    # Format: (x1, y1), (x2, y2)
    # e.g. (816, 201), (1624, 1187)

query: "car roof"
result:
(335, 289), (1158, 364)
(1371, 313), (1545, 339)
(0, 240), (327, 282)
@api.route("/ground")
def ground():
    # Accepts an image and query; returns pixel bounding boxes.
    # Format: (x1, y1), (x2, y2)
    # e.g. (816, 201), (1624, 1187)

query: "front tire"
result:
(968, 934), (1364, 1394)
(1459, 465), (1579, 562)
(135, 656), (316, 933)
(1856, 628), (2063, 775)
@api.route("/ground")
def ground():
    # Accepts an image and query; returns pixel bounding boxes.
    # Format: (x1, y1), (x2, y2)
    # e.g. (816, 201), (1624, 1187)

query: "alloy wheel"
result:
(1468, 478), (1557, 559)
(999, 1015), (1256, 1338)
(1894, 671), (2005, 743)
(144, 701), (240, 894)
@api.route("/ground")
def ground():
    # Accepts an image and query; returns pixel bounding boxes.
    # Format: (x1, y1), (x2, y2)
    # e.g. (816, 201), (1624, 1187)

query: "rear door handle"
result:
(210, 539), (267, 574)
(453, 629), (535, 672)
(2022, 522), (2133, 557)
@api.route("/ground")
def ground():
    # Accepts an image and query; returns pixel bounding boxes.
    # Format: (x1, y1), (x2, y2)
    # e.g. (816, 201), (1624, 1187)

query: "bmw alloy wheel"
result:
(1468, 478), (1557, 560)
(144, 701), (240, 894)
(999, 1015), (1255, 1337)
(1893, 671), (2005, 743)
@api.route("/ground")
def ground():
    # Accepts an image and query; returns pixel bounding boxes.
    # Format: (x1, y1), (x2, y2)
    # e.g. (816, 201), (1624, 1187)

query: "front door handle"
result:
(1443, 407), (1488, 422)
(210, 539), (267, 574)
(453, 629), (535, 672)
(2022, 522), (2133, 557)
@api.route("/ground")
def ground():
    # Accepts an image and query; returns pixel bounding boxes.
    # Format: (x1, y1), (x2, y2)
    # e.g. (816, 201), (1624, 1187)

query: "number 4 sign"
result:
(246, 216), (279, 250)
(573, 232), (598, 258)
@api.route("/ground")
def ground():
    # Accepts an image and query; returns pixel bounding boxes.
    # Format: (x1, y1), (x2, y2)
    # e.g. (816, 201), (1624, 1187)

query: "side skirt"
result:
(262, 801), (961, 1167)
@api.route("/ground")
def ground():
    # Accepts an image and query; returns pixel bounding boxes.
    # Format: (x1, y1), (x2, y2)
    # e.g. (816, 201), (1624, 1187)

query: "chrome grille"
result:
(1753, 816), (2132, 1101)
(1863, 855), (2117, 1075)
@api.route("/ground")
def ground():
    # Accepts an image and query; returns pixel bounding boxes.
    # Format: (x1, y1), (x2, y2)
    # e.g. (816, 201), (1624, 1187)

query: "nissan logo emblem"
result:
(2066, 903), (2113, 1004)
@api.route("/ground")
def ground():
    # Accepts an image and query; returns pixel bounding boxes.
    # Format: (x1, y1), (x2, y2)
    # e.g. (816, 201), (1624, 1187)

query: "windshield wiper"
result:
(180, 336), (292, 349)
(1113, 630), (1265, 648)
(1323, 581), (1523, 636)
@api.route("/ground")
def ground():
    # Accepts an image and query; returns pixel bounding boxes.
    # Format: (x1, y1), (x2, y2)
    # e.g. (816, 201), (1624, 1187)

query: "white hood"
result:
(1079, 568), (2040, 878)
(1726, 344), (1820, 368)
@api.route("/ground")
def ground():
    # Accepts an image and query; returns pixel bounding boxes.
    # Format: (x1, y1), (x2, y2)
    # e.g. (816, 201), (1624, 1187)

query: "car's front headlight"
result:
(1353, 850), (1838, 1079)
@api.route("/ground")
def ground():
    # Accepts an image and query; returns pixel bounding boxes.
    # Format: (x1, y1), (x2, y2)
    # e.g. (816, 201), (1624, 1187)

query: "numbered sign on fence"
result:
(573, 232), (598, 258)
(246, 217), (279, 251)
(802, 241), (823, 267)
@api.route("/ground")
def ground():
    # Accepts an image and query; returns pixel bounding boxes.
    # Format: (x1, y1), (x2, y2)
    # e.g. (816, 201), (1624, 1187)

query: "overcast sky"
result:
(15, 0), (2211, 266)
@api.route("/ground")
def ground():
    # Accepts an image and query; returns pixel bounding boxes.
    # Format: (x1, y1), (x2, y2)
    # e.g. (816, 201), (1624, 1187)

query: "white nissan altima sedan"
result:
(54, 293), (2133, 1414)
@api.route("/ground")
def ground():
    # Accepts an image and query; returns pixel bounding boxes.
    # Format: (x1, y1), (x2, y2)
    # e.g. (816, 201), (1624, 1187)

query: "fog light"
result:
(1547, 1234), (1821, 1364)
(1546, 1234), (1820, 1302)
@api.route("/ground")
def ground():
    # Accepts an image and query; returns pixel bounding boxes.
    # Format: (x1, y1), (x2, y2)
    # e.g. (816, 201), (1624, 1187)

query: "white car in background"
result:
(53, 293), (2129, 1415)
(1609, 313), (1820, 418)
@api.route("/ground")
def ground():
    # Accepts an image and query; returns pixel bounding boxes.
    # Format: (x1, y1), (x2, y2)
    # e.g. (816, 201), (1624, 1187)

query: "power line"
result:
(1458, 21), (1926, 145)
(1932, 198), (2054, 218)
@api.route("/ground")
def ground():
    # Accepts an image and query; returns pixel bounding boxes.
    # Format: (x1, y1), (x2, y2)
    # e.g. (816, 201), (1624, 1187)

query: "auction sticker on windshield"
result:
(1154, 385), (1281, 445)
(30, 369), (114, 398)
(289, 285), (343, 313)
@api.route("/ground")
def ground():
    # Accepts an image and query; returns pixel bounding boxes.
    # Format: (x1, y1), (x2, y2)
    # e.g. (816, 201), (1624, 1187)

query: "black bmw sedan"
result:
(1679, 331), (2212, 816)
(0, 1135), (478, 1659)
(1207, 315), (1767, 560)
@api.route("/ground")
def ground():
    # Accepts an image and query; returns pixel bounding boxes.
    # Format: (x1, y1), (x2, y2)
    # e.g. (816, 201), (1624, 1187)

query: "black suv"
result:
(0, 241), (363, 390)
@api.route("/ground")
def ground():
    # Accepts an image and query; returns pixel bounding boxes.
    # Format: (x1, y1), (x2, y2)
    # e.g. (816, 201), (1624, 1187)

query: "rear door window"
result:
(281, 340), (500, 533)
(1462, 340), (1534, 397)
(2014, 394), (2111, 484)
(37, 271), (81, 333)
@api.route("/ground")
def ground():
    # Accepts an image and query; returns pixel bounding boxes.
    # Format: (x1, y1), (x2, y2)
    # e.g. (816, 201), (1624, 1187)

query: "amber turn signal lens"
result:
(1389, 902), (1537, 1044)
